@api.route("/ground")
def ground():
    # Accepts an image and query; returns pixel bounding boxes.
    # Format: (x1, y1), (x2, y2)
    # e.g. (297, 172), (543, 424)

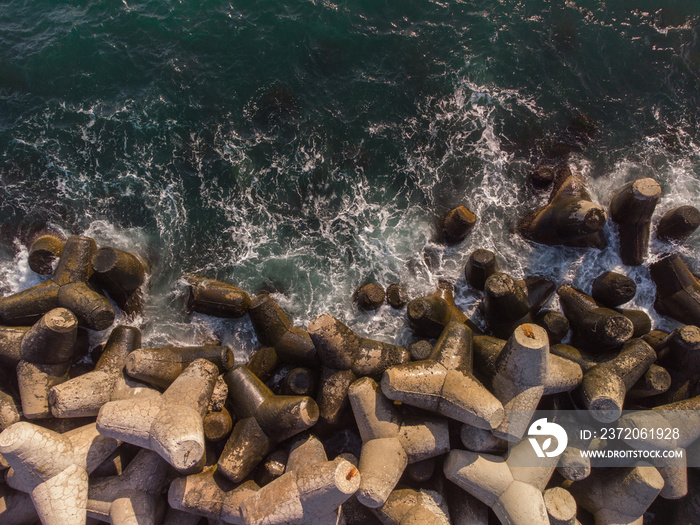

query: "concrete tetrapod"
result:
(550, 342), (671, 402)
(348, 377), (450, 508)
(236, 434), (351, 524)
(307, 313), (409, 425)
(246, 346), (279, 382)
(281, 367), (317, 397)
(380, 321), (504, 429)
(407, 340), (432, 361)
(649, 254), (700, 327)
(591, 271), (637, 308)
(0, 422), (120, 524)
(16, 307), (78, 419)
(31, 464), (89, 525)
(97, 358), (219, 473)
(354, 283), (386, 311)
(87, 449), (170, 523)
(626, 364), (672, 400)
(459, 424), (507, 454)
(472, 334), (583, 396)
(609, 177), (662, 265)
(534, 309), (570, 344)
(248, 294), (317, 366)
(616, 307), (652, 338)
(578, 338), (656, 422)
(558, 285), (634, 351)
(441, 205), (477, 244)
(109, 489), (165, 525)
(49, 325), (159, 418)
(480, 324), (551, 441)
(239, 435), (360, 525)
(385, 283), (408, 309)
(404, 457), (435, 483)
(254, 450), (287, 487)
(556, 445), (591, 482)
(543, 487), (580, 525)
(287, 434), (351, 524)
(443, 436), (559, 525)
(0, 235), (115, 330)
(518, 173), (607, 248)
(568, 465), (664, 525)
(217, 365), (319, 482)
(0, 324), (31, 368)
(0, 386), (20, 431)
(203, 406), (234, 443)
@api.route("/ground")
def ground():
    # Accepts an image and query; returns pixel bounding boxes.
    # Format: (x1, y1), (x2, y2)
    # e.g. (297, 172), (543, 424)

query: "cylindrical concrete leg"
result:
(20, 307), (78, 364)
(464, 249), (499, 291)
(543, 487), (577, 525)
(591, 271), (636, 307)
(356, 437), (407, 508)
(30, 464), (89, 525)
(217, 417), (272, 483)
(57, 282), (115, 331)
(657, 205), (700, 243)
(0, 280), (61, 325)
(109, 489), (163, 525)
(91, 247), (146, 308)
(52, 235), (97, 286)
(17, 360), (70, 419)
(185, 276), (250, 319)
(28, 235), (65, 275)
(203, 407), (233, 443)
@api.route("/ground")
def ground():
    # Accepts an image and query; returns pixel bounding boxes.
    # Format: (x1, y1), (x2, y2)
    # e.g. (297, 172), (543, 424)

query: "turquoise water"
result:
(1, 0), (699, 353)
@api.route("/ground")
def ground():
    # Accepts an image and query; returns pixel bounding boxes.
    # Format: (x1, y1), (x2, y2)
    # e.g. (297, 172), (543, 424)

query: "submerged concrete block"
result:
(185, 276), (251, 319)
(518, 174), (607, 248)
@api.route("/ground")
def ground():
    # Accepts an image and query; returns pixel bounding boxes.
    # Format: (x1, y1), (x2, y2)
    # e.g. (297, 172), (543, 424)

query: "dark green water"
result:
(1, 0), (699, 352)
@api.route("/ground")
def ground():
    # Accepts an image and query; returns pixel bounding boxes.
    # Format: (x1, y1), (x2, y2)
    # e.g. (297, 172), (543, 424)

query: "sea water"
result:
(1, 0), (698, 355)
